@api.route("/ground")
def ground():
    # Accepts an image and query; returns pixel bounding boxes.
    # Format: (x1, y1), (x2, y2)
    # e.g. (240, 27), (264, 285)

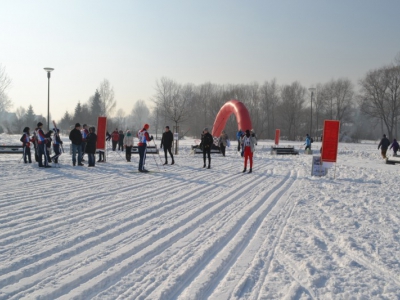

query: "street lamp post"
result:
(44, 68), (54, 131)
(309, 87), (316, 139)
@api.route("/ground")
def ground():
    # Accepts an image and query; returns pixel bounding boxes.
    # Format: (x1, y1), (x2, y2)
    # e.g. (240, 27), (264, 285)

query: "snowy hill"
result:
(0, 134), (399, 299)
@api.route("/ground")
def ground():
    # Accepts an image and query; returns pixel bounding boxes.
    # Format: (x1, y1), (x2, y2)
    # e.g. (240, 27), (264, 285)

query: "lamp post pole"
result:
(309, 88), (316, 139)
(44, 68), (54, 131)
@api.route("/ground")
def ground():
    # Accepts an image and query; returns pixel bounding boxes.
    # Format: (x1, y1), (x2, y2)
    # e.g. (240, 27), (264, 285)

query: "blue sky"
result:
(1, 0), (400, 120)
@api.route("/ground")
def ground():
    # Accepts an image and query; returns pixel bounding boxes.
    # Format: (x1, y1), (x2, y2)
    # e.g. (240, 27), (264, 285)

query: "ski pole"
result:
(149, 144), (161, 171)
(152, 139), (166, 171)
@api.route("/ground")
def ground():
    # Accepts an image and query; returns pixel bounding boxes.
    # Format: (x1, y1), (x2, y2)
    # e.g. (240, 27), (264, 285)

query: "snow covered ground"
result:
(1, 134), (400, 299)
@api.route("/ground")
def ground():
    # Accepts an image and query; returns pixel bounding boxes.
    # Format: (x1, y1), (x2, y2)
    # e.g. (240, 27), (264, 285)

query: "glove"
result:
(150, 135), (154, 140)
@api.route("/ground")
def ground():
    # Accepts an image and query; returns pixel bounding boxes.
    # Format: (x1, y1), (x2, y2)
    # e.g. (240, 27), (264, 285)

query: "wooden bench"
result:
(271, 146), (299, 155)
(0, 145), (24, 154)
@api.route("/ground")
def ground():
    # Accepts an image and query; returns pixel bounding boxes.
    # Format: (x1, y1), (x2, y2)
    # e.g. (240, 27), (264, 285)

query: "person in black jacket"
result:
(69, 123), (83, 166)
(45, 130), (53, 163)
(201, 127), (214, 169)
(85, 126), (97, 167)
(160, 126), (174, 165)
(378, 134), (391, 159)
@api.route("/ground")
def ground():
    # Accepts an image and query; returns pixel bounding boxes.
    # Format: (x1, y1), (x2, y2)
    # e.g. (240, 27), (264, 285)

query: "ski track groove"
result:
(0, 162), (270, 299)
(13, 164), (271, 300)
(220, 170), (306, 300)
(165, 170), (297, 300)
(0, 164), (244, 287)
(109, 169), (279, 300)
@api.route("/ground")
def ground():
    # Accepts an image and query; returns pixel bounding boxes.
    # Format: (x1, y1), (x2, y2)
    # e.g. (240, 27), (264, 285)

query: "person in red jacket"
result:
(111, 128), (119, 151)
(137, 123), (153, 172)
(20, 127), (33, 163)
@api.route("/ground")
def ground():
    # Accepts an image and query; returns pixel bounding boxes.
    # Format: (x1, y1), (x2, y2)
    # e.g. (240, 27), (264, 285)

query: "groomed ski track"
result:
(1, 139), (400, 299)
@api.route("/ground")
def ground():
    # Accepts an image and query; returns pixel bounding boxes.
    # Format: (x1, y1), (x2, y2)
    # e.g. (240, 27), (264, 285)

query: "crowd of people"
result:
(19, 121), (398, 172)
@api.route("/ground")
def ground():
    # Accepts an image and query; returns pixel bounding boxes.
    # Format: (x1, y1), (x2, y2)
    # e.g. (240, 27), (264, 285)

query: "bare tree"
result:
(154, 77), (192, 132)
(98, 79), (116, 117)
(115, 108), (127, 130)
(278, 82), (306, 140)
(260, 79), (280, 138)
(0, 64), (12, 115)
(130, 100), (150, 131)
(13, 106), (26, 133)
(359, 65), (400, 140)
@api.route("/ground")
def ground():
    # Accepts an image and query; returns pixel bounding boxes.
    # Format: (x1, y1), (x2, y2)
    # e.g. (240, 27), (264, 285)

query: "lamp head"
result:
(44, 68), (54, 72)
(308, 87), (316, 92)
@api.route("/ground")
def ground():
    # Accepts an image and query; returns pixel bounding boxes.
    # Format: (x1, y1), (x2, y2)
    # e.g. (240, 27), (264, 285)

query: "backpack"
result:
(310, 137), (314, 143)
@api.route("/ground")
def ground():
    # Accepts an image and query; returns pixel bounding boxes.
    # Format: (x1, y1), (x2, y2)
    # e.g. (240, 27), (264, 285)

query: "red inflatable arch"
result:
(211, 100), (253, 137)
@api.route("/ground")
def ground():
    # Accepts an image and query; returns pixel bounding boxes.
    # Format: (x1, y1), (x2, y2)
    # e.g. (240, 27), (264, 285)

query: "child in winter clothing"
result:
(20, 127), (33, 163)
(51, 128), (63, 163)
(390, 139), (399, 156)
(123, 130), (134, 162)
(304, 134), (311, 151)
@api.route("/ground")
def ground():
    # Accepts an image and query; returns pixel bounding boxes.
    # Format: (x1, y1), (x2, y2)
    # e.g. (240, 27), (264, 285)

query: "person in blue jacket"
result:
(236, 129), (243, 152)
(304, 134), (311, 151)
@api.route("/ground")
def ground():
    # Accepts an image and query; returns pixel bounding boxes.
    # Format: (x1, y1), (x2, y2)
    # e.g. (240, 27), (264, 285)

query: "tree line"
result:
(1, 53), (400, 141)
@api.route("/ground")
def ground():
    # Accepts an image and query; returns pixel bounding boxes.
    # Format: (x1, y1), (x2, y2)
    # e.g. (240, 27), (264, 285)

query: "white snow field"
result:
(1, 134), (400, 299)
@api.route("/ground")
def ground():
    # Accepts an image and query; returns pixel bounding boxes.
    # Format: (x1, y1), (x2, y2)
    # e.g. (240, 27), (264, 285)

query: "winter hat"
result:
(203, 127), (209, 132)
(37, 122), (43, 127)
(166, 126), (170, 129)
(83, 124), (87, 128)
(143, 123), (150, 130)
(23, 127), (30, 133)
(383, 134), (386, 137)
(75, 123), (81, 128)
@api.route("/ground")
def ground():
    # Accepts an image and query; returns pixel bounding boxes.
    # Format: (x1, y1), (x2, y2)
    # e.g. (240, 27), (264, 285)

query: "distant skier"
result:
(378, 134), (391, 159)
(118, 130), (124, 151)
(20, 127), (33, 163)
(123, 130), (134, 162)
(241, 129), (256, 173)
(69, 123), (84, 166)
(236, 129), (243, 152)
(81, 124), (89, 161)
(137, 123), (153, 172)
(390, 139), (399, 156)
(85, 126), (97, 167)
(201, 128), (213, 169)
(304, 134), (311, 151)
(35, 122), (51, 168)
(161, 126), (174, 165)
(219, 130), (229, 157)
(51, 128), (63, 164)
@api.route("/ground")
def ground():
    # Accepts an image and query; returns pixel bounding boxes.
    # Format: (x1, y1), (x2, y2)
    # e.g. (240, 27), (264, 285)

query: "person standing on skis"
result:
(20, 127), (33, 163)
(201, 128), (213, 169)
(137, 123), (153, 172)
(36, 122), (51, 168)
(160, 126), (174, 165)
(51, 128), (63, 163)
(241, 129), (256, 173)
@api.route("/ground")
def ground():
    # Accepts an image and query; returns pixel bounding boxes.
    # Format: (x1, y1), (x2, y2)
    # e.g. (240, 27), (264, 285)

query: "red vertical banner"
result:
(274, 129), (280, 145)
(321, 120), (340, 162)
(97, 117), (107, 150)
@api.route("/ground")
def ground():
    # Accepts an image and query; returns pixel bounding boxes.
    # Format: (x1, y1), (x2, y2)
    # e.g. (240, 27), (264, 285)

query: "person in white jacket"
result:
(123, 130), (134, 162)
